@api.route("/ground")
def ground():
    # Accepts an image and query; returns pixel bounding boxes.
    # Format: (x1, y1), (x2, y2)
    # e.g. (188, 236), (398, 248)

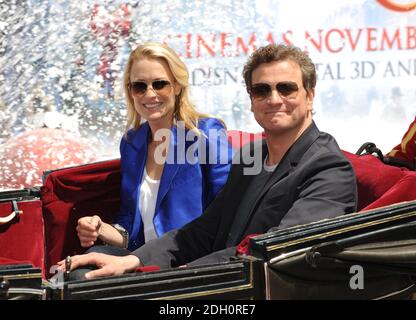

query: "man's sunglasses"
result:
(129, 80), (172, 96)
(249, 81), (299, 100)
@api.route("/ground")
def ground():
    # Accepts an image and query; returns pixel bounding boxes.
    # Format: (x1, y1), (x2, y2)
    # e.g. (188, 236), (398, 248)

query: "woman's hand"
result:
(76, 215), (102, 247)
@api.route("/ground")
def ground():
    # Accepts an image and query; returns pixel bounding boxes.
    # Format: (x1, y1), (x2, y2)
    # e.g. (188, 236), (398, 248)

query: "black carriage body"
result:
(0, 264), (43, 300)
(48, 259), (265, 300)
(249, 201), (416, 299)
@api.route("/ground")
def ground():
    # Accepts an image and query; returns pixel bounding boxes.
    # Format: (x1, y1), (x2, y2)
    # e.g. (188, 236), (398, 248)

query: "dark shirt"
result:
(226, 161), (275, 247)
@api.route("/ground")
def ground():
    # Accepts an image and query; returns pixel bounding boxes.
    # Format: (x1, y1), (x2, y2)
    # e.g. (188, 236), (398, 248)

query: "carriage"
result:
(1, 131), (416, 300)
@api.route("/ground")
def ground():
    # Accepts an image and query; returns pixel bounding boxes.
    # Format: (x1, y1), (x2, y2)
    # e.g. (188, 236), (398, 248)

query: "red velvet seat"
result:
(342, 151), (413, 211)
(41, 160), (121, 277)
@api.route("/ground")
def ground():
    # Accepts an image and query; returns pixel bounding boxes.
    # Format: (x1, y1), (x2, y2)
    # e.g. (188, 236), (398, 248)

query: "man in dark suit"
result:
(59, 44), (357, 277)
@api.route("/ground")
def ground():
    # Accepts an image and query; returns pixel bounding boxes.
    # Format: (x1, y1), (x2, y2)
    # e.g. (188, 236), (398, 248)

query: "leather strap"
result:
(0, 200), (22, 226)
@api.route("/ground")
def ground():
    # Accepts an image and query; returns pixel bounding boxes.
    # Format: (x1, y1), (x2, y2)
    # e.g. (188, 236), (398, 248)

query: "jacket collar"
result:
(259, 121), (320, 199)
(283, 121), (320, 167)
(155, 125), (180, 211)
(127, 121), (151, 152)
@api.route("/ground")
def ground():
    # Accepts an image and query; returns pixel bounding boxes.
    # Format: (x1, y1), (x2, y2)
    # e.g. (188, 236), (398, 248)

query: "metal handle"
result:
(7, 288), (46, 300)
(0, 200), (23, 226)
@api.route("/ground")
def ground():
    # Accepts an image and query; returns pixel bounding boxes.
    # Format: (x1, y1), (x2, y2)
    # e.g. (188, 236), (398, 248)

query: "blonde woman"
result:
(76, 43), (232, 252)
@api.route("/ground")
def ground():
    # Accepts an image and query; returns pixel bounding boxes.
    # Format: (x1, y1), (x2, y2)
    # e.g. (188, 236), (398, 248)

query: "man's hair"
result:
(243, 44), (317, 94)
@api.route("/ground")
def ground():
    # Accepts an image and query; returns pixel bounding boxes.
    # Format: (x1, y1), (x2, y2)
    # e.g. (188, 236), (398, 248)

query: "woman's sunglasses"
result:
(129, 80), (172, 96)
(249, 81), (299, 101)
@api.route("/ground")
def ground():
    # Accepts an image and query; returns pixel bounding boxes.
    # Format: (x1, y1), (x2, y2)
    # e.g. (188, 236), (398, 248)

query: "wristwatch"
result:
(112, 224), (129, 249)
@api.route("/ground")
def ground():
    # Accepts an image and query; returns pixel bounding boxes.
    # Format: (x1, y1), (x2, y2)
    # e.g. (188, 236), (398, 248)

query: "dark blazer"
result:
(132, 121), (357, 268)
(113, 118), (233, 250)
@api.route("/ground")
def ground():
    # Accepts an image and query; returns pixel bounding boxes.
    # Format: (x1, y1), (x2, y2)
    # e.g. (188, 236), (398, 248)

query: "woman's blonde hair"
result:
(123, 42), (216, 133)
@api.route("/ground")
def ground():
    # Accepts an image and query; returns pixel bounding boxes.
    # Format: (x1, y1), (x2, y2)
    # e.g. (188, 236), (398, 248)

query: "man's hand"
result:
(57, 253), (142, 279)
(76, 215), (102, 247)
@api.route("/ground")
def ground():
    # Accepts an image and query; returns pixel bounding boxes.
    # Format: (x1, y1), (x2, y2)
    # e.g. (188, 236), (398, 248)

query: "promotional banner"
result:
(0, 0), (415, 189)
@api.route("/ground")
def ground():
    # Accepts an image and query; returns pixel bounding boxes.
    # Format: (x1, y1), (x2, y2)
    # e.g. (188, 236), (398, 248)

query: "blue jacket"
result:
(113, 117), (233, 250)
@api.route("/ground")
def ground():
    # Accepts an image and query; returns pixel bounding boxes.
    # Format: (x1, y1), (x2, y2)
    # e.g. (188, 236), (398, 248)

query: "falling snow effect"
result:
(0, 0), (257, 189)
(0, 0), (415, 190)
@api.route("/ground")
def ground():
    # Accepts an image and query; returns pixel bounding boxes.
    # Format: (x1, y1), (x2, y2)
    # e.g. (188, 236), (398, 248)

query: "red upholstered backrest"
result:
(342, 151), (409, 211)
(40, 160), (121, 277)
(362, 173), (416, 210)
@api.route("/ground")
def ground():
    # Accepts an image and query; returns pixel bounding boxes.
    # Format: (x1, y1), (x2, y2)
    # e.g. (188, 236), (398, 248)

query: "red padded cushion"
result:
(0, 200), (45, 278)
(343, 151), (407, 211)
(363, 173), (416, 211)
(235, 234), (258, 256)
(41, 160), (121, 278)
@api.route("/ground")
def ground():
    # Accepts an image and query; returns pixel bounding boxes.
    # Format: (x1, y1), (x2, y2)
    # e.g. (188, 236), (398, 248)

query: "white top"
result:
(263, 155), (278, 172)
(138, 168), (161, 242)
